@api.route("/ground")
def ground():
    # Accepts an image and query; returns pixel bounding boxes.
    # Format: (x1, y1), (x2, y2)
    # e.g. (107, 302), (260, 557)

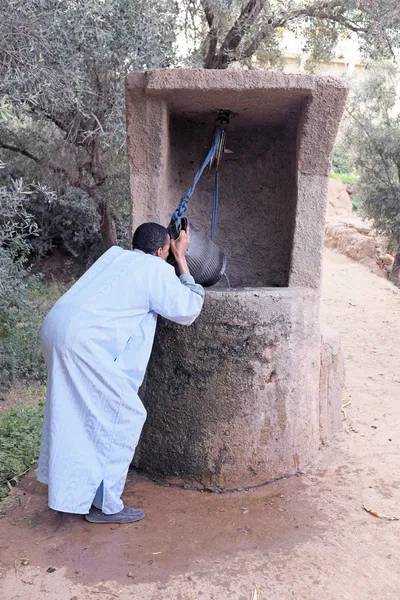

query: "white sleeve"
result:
(149, 260), (204, 326)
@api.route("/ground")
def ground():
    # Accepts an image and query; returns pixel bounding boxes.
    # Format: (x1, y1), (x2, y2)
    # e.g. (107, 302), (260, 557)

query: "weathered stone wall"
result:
(135, 288), (321, 488)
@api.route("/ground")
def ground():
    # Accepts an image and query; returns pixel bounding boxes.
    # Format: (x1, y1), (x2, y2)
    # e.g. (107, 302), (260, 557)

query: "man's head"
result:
(132, 222), (170, 260)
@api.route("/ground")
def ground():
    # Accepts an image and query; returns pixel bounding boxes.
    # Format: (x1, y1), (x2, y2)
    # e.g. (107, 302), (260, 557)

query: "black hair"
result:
(132, 222), (169, 255)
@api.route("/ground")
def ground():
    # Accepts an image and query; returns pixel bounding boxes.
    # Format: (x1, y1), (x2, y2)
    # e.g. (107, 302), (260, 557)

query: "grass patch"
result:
(330, 170), (359, 185)
(0, 403), (44, 502)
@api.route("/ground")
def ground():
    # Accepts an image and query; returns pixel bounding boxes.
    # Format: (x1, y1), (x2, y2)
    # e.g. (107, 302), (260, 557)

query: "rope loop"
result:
(171, 126), (224, 229)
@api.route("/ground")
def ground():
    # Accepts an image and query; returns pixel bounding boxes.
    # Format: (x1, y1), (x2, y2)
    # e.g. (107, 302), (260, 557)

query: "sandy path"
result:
(0, 249), (399, 600)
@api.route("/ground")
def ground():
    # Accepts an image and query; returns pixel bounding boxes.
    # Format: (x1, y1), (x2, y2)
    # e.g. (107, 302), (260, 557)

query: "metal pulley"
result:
(209, 110), (231, 172)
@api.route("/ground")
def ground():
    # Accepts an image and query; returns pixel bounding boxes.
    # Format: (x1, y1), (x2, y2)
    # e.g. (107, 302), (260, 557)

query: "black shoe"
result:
(85, 506), (145, 524)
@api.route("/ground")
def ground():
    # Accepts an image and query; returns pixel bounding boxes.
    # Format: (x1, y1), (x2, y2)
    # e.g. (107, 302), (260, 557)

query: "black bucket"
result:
(167, 217), (226, 287)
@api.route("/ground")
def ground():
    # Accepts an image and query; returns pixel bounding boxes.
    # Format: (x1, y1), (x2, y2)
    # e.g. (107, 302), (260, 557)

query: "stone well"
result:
(125, 69), (347, 489)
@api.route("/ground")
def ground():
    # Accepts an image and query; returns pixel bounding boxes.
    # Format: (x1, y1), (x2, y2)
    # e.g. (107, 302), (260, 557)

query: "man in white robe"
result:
(37, 222), (204, 523)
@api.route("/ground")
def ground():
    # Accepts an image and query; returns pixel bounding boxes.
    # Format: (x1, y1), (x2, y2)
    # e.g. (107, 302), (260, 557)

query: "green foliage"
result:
(26, 188), (103, 261)
(329, 171), (359, 185)
(0, 403), (44, 502)
(0, 163), (68, 391)
(0, 178), (39, 312)
(351, 194), (360, 211)
(332, 143), (356, 176)
(0, 279), (66, 390)
(345, 63), (400, 250)
(0, 96), (13, 123)
(0, 168), (67, 390)
(0, 0), (179, 248)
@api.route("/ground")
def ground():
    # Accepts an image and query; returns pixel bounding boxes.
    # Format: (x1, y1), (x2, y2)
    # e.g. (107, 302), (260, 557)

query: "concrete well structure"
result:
(125, 69), (347, 489)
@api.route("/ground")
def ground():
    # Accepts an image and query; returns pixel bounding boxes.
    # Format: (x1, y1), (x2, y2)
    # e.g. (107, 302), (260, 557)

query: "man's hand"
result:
(170, 228), (190, 260)
(170, 229), (190, 275)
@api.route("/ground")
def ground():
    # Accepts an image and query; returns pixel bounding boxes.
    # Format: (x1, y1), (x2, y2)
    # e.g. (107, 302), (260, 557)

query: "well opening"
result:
(166, 102), (306, 288)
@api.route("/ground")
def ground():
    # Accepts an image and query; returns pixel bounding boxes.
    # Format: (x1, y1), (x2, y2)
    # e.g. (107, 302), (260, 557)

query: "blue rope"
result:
(211, 171), (219, 241)
(171, 126), (223, 230)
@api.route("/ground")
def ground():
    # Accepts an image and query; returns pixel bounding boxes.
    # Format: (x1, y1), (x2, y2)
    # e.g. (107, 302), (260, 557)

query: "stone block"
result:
(135, 288), (321, 489)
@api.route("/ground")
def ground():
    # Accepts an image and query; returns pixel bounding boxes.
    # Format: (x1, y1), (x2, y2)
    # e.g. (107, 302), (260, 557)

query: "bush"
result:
(345, 64), (400, 250)
(0, 174), (105, 267)
(332, 143), (356, 175)
(351, 194), (360, 211)
(0, 278), (66, 390)
(0, 403), (44, 502)
(25, 187), (103, 262)
(359, 183), (400, 251)
(0, 176), (69, 389)
(0, 178), (38, 309)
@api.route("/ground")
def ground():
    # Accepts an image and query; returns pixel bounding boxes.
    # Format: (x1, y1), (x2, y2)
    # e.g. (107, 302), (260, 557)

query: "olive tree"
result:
(2, 1), (400, 253)
(345, 63), (400, 250)
(0, 0), (179, 249)
(182, 0), (400, 69)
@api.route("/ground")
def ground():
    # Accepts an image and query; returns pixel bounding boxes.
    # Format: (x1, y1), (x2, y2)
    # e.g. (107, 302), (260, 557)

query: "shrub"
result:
(0, 178), (38, 309)
(0, 278), (66, 390)
(0, 403), (44, 502)
(345, 64), (400, 251)
(332, 144), (356, 175)
(25, 187), (103, 262)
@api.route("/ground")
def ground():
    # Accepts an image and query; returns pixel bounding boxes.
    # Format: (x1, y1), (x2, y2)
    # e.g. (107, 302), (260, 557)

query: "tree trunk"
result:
(98, 200), (117, 249)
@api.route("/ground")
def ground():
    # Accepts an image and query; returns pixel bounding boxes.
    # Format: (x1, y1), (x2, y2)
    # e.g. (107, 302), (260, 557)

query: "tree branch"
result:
(0, 142), (40, 163)
(26, 101), (70, 137)
(0, 140), (90, 192)
(208, 0), (265, 68)
(203, 2), (219, 68)
(306, 11), (368, 33)
(242, 22), (271, 58)
(203, 1), (214, 28)
(242, 1), (367, 60)
(383, 29), (397, 61)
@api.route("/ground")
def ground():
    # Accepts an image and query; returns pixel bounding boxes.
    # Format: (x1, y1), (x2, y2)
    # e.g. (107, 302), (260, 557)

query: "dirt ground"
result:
(1, 248), (399, 600)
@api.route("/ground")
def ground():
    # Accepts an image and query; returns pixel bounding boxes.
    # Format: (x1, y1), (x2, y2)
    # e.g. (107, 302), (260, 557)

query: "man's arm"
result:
(149, 229), (204, 325)
(149, 263), (204, 325)
(179, 273), (204, 298)
(171, 229), (204, 297)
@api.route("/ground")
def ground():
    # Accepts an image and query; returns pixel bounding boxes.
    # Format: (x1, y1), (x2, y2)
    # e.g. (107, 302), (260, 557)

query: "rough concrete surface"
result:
(288, 173), (329, 289)
(136, 288), (339, 489)
(319, 323), (345, 444)
(0, 249), (399, 600)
